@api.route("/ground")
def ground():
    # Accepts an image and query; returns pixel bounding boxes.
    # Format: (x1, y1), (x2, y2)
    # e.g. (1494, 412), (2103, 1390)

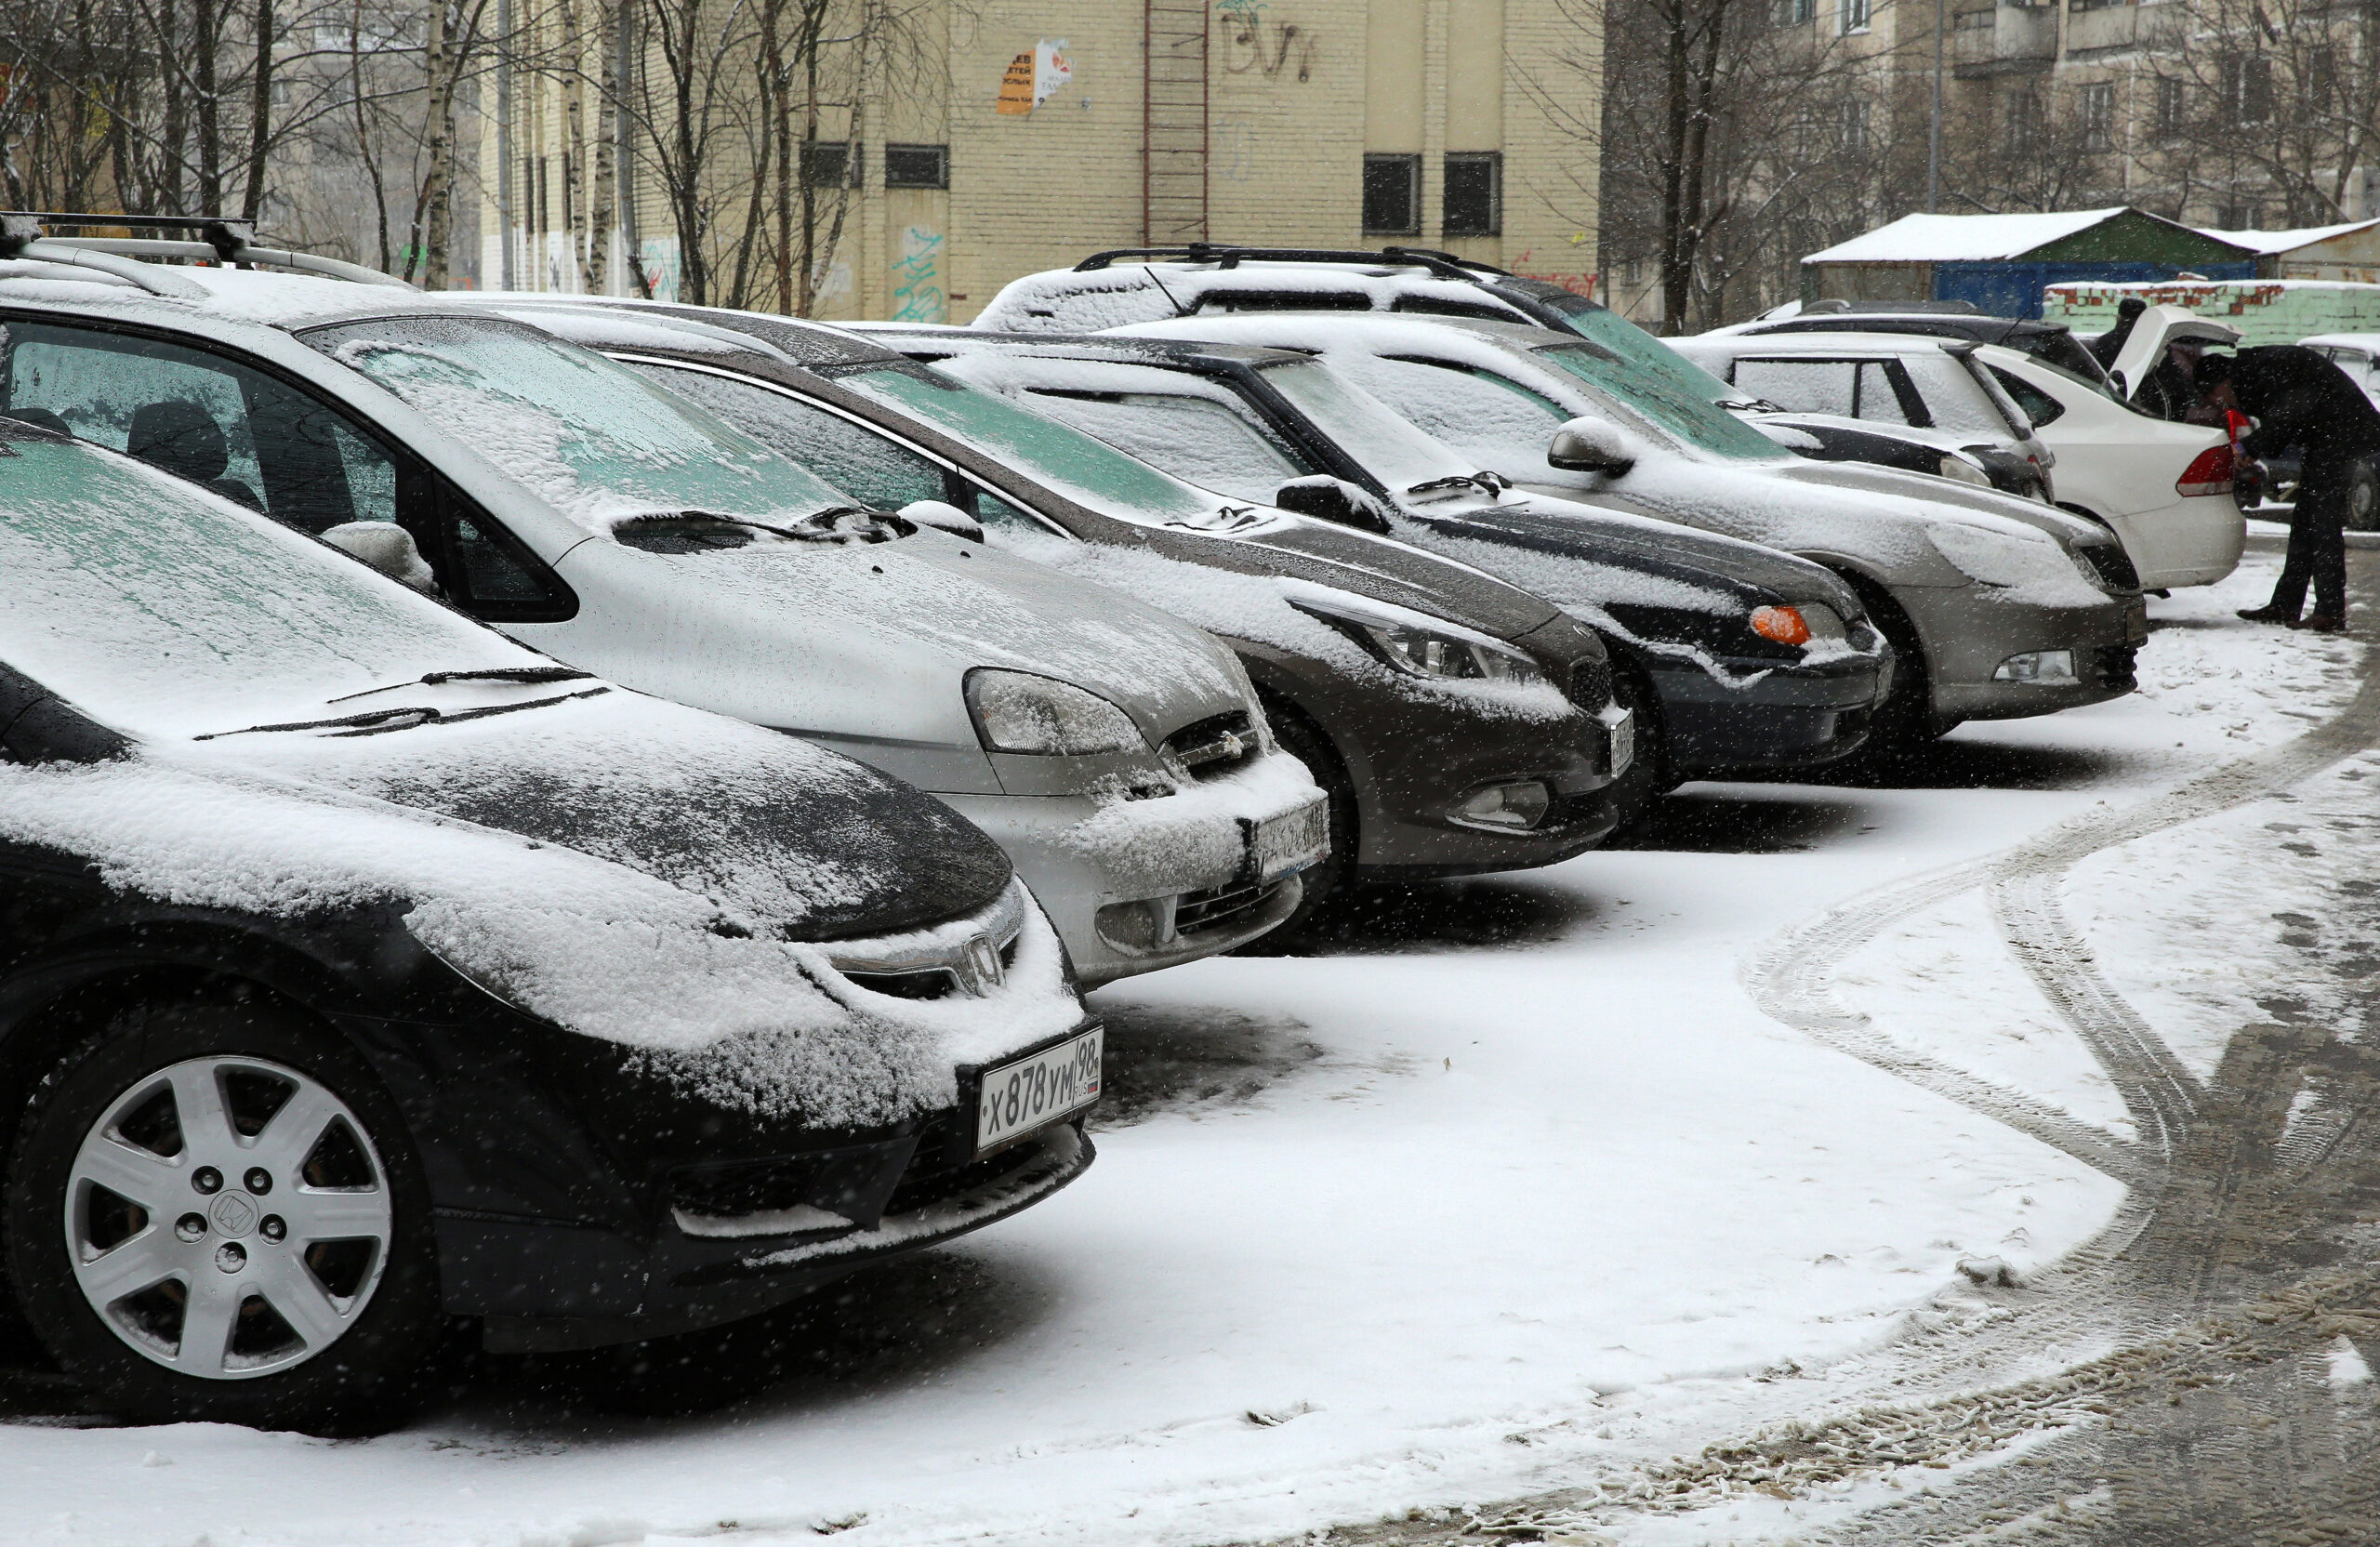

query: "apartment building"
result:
(479, 0), (1603, 323)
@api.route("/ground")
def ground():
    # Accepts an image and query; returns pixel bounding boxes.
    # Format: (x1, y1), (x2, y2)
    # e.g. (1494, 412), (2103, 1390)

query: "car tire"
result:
(1235, 694), (1355, 944)
(3, 997), (443, 1435)
(2349, 461), (2380, 535)
(1603, 654), (1670, 838)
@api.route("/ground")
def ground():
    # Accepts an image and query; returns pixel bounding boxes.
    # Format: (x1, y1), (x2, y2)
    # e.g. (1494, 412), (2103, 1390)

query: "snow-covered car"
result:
(471, 297), (1633, 908)
(1102, 311), (2145, 746)
(2302, 333), (2380, 409)
(0, 417), (1097, 1433)
(2271, 335), (2380, 531)
(1748, 412), (2052, 502)
(1667, 329), (2056, 500)
(0, 231), (1323, 986)
(871, 324), (1894, 812)
(1706, 303), (2120, 392)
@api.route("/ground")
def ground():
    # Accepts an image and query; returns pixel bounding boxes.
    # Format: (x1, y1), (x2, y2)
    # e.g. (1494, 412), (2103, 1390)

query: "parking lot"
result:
(0, 538), (2360, 1547)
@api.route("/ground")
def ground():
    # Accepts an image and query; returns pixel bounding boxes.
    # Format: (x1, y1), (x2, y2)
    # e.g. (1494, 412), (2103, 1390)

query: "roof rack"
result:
(0, 211), (413, 298)
(1072, 243), (1512, 282)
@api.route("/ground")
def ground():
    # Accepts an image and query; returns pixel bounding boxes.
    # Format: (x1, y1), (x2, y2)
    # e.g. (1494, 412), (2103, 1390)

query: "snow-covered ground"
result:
(1, 548), (2364, 1547)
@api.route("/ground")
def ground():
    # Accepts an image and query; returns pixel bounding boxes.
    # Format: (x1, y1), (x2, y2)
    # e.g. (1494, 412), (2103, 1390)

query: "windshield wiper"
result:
(328, 666), (593, 705)
(1406, 474), (1501, 497)
(197, 686), (610, 741)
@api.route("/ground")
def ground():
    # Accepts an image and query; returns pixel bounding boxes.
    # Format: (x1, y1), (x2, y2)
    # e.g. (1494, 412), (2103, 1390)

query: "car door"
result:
(0, 316), (575, 624)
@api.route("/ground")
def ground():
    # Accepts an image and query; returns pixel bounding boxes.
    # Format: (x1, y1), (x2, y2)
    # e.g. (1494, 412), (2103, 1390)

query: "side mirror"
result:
(1546, 416), (1636, 478)
(1273, 475), (1392, 535)
(899, 498), (985, 543)
(319, 521), (437, 592)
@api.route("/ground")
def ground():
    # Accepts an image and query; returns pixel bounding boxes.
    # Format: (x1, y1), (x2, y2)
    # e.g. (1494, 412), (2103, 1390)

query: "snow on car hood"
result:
(555, 529), (1250, 743)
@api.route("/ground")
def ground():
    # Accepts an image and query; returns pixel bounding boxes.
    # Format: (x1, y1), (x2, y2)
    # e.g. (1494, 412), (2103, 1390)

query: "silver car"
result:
(0, 238), (1327, 985)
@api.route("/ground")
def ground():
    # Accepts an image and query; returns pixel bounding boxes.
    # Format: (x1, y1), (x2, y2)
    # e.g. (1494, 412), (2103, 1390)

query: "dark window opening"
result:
(1362, 152), (1421, 236)
(1443, 152), (1502, 237)
(885, 143), (949, 189)
(802, 140), (858, 189)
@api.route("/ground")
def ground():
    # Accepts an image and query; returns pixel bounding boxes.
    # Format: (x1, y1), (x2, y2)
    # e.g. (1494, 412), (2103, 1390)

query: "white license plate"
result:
(1252, 800), (1329, 880)
(1609, 711), (1634, 777)
(975, 1027), (1103, 1157)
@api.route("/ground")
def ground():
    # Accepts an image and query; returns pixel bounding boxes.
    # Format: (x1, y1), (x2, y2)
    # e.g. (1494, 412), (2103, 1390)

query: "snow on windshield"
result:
(305, 315), (852, 536)
(0, 436), (522, 739)
(1254, 357), (1463, 493)
(1531, 341), (1784, 459)
(839, 359), (1233, 526)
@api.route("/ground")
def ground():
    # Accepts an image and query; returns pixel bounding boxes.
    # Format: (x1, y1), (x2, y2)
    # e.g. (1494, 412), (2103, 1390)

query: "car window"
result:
(641, 364), (946, 509)
(1252, 357), (1459, 492)
(1856, 363), (1917, 425)
(1895, 352), (2018, 438)
(1989, 364), (2066, 429)
(304, 314), (853, 536)
(1530, 341), (1784, 460)
(1, 321), (402, 534)
(1333, 355), (1569, 474)
(837, 361), (1225, 526)
(1024, 389), (1314, 504)
(0, 432), (521, 740)
(1734, 358), (1858, 417)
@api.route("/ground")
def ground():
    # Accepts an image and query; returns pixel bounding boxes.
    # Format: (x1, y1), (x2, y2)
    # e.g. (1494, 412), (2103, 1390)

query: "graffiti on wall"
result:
(1219, 5), (1313, 83)
(1510, 249), (1597, 301)
(891, 227), (947, 324)
(637, 236), (683, 302)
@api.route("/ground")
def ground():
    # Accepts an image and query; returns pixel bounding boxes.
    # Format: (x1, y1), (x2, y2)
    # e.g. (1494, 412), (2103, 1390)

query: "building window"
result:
(2310, 47), (2338, 109)
(1839, 99), (1871, 153)
(1952, 7), (1995, 29)
(2222, 53), (2274, 125)
(1773, 0), (1815, 25)
(1442, 152), (1502, 236)
(2080, 82), (2115, 152)
(2156, 76), (2185, 137)
(1839, 0), (1871, 33)
(801, 140), (858, 189)
(2007, 91), (2043, 157)
(2220, 195), (2263, 230)
(1362, 153), (1421, 236)
(883, 143), (949, 190)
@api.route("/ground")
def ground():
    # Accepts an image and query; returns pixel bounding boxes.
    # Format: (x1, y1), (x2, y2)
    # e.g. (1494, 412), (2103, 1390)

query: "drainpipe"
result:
(1926, 0), (1943, 212)
(496, 0), (516, 289)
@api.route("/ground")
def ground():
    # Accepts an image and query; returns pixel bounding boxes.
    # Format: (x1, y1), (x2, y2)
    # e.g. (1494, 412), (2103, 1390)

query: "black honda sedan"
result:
(0, 418), (1097, 1432)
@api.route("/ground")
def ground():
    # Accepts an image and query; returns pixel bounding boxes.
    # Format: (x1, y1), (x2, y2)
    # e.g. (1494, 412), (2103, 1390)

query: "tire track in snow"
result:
(1743, 659), (2380, 1187)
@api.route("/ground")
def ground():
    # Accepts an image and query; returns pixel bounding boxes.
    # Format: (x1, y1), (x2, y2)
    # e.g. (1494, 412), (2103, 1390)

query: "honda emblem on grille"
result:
(956, 932), (1006, 996)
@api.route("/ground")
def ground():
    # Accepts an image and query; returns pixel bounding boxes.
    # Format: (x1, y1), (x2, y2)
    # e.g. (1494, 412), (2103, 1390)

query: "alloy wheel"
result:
(63, 1055), (392, 1380)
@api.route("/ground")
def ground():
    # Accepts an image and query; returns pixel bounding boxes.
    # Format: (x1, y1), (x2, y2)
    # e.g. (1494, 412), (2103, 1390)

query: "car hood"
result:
(194, 687), (1013, 940)
(549, 526), (1250, 749)
(1760, 456), (2104, 546)
(1175, 510), (1566, 642)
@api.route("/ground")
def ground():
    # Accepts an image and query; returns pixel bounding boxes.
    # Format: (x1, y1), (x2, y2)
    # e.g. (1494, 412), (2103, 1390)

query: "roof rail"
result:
(1071, 243), (1512, 281)
(0, 211), (413, 295)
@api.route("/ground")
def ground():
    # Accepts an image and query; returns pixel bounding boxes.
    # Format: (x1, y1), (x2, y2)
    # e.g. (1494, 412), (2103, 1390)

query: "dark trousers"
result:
(2271, 456), (2352, 619)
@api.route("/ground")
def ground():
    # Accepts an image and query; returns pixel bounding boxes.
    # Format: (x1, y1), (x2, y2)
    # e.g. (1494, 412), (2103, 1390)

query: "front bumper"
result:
(942, 774), (1326, 987)
(1908, 583), (2146, 723)
(1648, 648), (1889, 774)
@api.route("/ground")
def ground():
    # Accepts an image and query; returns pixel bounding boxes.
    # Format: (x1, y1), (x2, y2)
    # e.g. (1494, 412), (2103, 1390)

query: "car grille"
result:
(2094, 643), (2139, 692)
(837, 933), (1020, 1002)
(2072, 542), (2141, 594)
(1569, 656), (1613, 712)
(1162, 710), (1259, 780)
(885, 1115), (1051, 1213)
(1173, 877), (1288, 936)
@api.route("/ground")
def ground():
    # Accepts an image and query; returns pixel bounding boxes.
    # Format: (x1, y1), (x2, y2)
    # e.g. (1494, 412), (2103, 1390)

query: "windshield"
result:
(0, 434), (525, 740)
(1529, 339), (1786, 461)
(303, 316), (853, 535)
(1253, 358), (1461, 492)
(836, 361), (1224, 525)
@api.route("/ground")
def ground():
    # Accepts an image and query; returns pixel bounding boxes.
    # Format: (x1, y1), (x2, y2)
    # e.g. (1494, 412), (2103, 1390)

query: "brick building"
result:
(479, 0), (1603, 323)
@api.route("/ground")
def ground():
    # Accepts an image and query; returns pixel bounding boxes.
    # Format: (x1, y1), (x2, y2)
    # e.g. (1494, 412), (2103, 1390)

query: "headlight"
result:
(1927, 524), (2067, 589)
(965, 668), (1146, 756)
(1936, 454), (1992, 487)
(1749, 602), (1849, 646)
(1293, 600), (1547, 687)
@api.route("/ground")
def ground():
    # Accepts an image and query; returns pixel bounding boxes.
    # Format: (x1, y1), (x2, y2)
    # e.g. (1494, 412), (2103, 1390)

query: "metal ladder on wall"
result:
(1144, 0), (1210, 244)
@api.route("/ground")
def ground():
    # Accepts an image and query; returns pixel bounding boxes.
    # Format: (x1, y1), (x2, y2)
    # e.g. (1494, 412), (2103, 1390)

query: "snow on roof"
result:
(1804, 209), (2133, 265)
(2196, 218), (2380, 255)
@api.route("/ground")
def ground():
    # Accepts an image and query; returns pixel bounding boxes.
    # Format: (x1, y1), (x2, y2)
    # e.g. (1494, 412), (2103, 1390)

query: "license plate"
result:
(1609, 710), (1634, 776)
(974, 1026), (1103, 1157)
(2125, 600), (2149, 646)
(1873, 654), (1896, 706)
(1250, 800), (1329, 881)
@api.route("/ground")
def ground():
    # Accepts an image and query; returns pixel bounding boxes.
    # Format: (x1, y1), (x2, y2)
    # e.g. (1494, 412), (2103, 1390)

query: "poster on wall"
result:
(996, 39), (1071, 114)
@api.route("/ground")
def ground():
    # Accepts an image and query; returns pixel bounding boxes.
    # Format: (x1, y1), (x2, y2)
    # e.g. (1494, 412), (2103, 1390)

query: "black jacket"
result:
(2225, 345), (2380, 464)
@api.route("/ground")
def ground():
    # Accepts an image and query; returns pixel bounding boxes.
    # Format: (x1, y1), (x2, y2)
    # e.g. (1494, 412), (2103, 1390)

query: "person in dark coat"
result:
(2198, 346), (2380, 632)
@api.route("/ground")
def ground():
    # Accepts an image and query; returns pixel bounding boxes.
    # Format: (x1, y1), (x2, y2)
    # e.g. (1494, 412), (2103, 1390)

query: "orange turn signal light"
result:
(1750, 605), (1810, 646)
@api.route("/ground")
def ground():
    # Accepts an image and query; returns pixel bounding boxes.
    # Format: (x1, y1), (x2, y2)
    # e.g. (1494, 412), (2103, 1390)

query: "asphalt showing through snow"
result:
(1268, 540), (2380, 1547)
